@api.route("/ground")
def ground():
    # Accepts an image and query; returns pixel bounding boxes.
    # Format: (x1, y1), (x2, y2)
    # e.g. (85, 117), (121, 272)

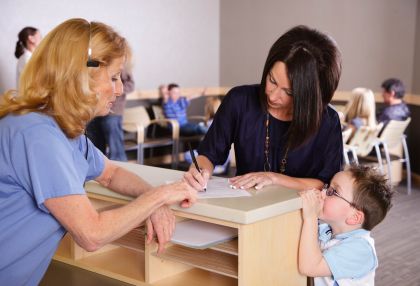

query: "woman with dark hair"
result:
(184, 25), (343, 192)
(15, 26), (41, 87)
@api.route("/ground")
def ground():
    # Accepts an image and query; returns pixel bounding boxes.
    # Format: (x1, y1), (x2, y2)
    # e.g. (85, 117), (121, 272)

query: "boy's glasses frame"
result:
(322, 184), (358, 209)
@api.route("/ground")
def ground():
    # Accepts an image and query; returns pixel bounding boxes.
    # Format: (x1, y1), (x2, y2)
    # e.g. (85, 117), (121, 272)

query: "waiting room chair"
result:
(151, 105), (207, 163)
(342, 128), (358, 165)
(123, 106), (180, 168)
(344, 124), (384, 166)
(374, 118), (411, 194)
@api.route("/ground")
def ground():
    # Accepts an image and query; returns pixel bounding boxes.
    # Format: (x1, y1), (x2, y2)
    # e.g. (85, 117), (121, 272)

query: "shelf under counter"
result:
(54, 234), (146, 285)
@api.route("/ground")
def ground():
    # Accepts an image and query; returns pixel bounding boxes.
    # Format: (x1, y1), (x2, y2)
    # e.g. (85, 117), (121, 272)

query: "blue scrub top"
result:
(198, 85), (343, 182)
(0, 112), (104, 285)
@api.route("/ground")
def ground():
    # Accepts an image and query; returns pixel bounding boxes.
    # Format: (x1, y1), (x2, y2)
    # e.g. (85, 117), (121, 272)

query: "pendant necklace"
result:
(264, 113), (289, 173)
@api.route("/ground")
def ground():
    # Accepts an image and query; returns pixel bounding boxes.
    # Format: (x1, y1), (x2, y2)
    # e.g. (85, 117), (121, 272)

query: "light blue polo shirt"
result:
(0, 112), (104, 286)
(318, 223), (377, 283)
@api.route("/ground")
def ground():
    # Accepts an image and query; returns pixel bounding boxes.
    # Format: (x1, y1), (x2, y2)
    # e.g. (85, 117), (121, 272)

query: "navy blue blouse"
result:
(197, 85), (343, 183)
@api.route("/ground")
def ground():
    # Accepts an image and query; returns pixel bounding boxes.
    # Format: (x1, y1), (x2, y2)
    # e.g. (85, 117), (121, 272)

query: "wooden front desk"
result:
(53, 162), (305, 286)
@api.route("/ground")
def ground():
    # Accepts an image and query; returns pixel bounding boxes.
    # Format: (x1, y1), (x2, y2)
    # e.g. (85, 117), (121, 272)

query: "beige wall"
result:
(220, 0), (418, 93)
(0, 0), (220, 93)
(1, 1), (419, 95)
(413, 1), (420, 94)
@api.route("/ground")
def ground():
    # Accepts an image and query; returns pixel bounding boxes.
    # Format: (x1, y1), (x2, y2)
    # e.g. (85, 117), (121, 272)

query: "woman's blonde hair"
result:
(0, 18), (128, 138)
(204, 97), (221, 122)
(344, 87), (377, 128)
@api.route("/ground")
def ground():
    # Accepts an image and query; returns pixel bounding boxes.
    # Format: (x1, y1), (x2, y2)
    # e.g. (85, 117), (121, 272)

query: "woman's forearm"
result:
(95, 159), (153, 197)
(89, 189), (169, 249)
(298, 217), (323, 276)
(194, 155), (215, 175)
(44, 188), (169, 252)
(271, 173), (324, 191)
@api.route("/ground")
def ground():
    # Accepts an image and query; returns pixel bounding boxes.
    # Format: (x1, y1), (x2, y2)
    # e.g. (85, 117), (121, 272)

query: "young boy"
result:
(298, 165), (393, 285)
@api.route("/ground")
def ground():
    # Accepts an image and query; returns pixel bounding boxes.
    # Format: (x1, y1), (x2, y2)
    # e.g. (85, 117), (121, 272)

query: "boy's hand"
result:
(299, 189), (324, 220)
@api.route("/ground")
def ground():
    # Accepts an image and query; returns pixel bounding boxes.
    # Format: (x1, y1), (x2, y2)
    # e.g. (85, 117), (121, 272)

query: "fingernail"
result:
(240, 186), (244, 189)
(255, 186), (261, 190)
(232, 185), (237, 189)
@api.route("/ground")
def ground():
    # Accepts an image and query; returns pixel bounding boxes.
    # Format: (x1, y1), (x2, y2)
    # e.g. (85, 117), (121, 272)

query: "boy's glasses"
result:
(322, 184), (357, 209)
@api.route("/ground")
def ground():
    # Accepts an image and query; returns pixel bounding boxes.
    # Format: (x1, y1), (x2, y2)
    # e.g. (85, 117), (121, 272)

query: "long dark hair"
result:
(259, 25), (341, 150)
(15, 26), (38, 59)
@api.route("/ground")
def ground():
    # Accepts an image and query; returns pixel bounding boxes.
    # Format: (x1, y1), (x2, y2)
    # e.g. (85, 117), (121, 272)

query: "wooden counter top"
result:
(85, 161), (302, 225)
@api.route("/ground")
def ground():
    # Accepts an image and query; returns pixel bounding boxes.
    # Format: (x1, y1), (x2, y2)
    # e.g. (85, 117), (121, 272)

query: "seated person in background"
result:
(185, 97), (230, 174)
(342, 87), (377, 140)
(377, 78), (410, 126)
(299, 165), (393, 285)
(157, 84), (169, 105)
(163, 83), (207, 136)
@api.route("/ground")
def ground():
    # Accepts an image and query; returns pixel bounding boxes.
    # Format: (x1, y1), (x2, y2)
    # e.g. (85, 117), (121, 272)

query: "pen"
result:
(188, 142), (206, 192)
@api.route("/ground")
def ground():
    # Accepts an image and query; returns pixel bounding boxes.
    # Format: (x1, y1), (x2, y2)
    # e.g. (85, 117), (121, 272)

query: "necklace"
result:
(264, 113), (289, 173)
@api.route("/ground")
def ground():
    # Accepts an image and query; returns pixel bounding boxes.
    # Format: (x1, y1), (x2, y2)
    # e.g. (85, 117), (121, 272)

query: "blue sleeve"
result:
(197, 89), (238, 165)
(323, 237), (377, 280)
(82, 135), (106, 180)
(11, 126), (103, 213)
(350, 117), (364, 130)
(316, 107), (343, 183)
(378, 107), (391, 123)
(180, 97), (189, 108)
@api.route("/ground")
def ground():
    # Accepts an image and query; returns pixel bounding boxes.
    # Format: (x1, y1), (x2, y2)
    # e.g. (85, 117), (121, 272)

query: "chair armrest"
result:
(344, 144), (358, 152)
(149, 119), (180, 140)
(188, 115), (207, 123)
(123, 122), (146, 144)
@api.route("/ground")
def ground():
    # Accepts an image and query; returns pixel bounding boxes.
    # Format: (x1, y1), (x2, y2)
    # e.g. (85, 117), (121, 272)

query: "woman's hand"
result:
(229, 172), (275, 190)
(146, 205), (176, 254)
(158, 180), (198, 208)
(299, 189), (324, 221)
(183, 167), (210, 192)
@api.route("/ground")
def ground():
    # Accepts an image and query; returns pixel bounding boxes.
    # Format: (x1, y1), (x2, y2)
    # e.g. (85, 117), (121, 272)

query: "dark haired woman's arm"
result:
(229, 172), (324, 191)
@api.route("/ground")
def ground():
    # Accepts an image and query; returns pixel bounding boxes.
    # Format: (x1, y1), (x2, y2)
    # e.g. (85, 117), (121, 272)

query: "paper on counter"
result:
(198, 177), (251, 199)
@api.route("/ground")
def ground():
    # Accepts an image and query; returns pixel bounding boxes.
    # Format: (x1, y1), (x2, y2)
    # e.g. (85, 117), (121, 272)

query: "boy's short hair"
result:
(168, 83), (179, 91)
(348, 165), (393, 230)
(381, 78), (405, 99)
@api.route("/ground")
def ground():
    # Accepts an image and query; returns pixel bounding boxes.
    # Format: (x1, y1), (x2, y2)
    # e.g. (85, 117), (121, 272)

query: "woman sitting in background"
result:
(185, 97), (231, 174)
(342, 87), (377, 142)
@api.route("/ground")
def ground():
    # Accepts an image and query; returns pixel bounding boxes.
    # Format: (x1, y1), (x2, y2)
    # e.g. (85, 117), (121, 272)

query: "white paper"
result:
(171, 220), (238, 249)
(199, 177), (252, 199)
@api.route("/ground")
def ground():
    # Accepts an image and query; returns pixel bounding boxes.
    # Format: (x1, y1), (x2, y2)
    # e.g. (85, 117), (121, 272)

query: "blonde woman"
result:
(0, 18), (196, 285)
(343, 87), (377, 138)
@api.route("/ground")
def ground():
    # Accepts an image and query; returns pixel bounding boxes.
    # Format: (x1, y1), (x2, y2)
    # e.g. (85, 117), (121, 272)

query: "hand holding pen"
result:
(183, 143), (209, 192)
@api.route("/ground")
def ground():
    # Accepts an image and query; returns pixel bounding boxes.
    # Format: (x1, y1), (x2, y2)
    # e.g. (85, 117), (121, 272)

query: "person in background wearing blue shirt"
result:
(184, 25), (343, 192)
(377, 78), (411, 126)
(163, 83), (207, 136)
(298, 165), (393, 285)
(0, 18), (196, 285)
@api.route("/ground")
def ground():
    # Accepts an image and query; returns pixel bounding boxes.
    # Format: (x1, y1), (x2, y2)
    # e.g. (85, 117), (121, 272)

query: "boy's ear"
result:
(346, 209), (364, 226)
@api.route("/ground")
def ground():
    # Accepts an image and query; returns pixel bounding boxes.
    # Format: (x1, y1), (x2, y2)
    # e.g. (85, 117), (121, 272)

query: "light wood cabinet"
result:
(53, 162), (305, 286)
